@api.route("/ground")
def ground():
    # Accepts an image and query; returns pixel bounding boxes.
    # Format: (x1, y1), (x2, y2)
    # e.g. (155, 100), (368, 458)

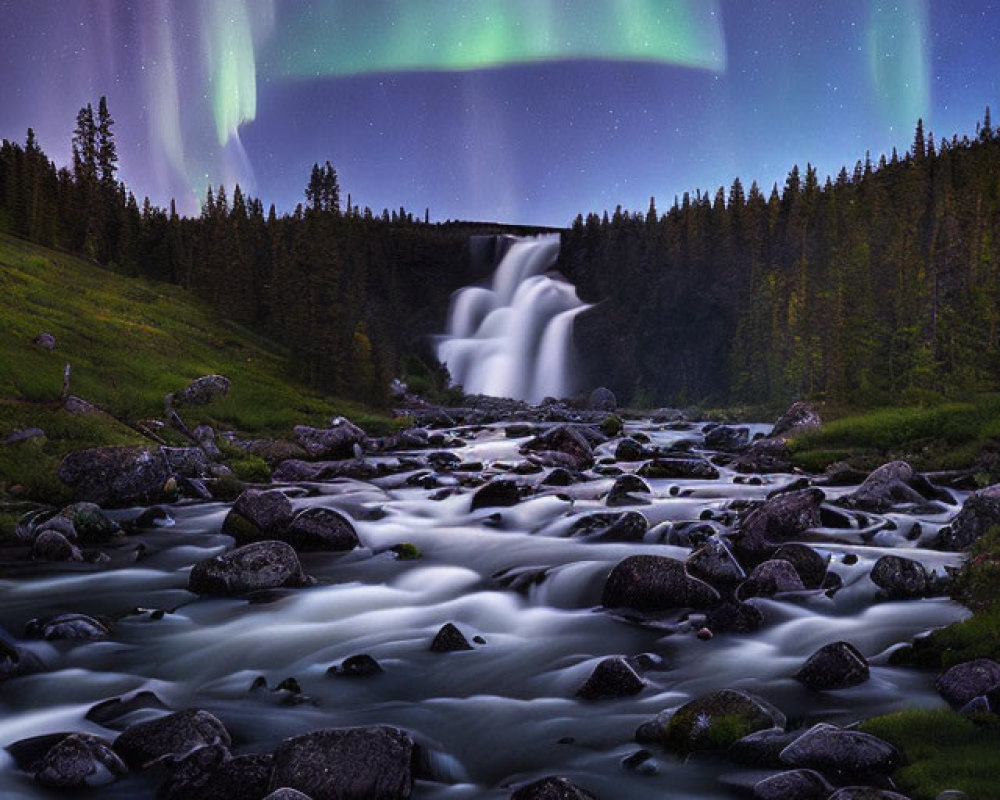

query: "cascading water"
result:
(436, 234), (589, 403)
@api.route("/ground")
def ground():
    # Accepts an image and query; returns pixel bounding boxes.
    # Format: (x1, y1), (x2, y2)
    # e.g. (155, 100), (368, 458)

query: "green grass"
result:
(0, 233), (401, 517)
(789, 396), (1000, 474)
(860, 709), (1000, 800)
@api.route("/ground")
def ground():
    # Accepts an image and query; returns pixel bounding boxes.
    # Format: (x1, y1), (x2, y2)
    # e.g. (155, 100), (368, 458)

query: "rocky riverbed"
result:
(0, 403), (988, 799)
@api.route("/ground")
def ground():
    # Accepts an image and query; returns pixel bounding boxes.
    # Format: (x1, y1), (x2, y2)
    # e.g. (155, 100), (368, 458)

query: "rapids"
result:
(0, 419), (969, 798)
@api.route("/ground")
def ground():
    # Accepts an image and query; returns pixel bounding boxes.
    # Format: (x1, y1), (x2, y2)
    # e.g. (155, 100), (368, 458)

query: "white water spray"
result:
(436, 235), (589, 402)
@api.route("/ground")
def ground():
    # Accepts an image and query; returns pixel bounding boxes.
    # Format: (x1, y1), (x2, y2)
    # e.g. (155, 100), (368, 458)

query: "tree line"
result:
(559, 112), (1000, 408)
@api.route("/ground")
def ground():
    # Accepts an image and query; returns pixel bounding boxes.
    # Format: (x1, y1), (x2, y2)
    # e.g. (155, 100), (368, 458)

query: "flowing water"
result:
(436, 235), (589, 403)
(0, 420), (969, 798)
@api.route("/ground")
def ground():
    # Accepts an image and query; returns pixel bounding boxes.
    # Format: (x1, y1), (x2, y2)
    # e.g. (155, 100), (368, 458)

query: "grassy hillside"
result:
(0, 233), (397, 512)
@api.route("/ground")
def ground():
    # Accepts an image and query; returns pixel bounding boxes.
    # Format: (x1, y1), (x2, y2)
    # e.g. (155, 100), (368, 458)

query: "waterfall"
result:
(436, 234), (589, 403)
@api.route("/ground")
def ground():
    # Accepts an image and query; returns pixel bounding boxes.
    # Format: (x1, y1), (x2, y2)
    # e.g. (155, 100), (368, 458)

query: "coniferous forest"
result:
(4, 99), (1000, 410)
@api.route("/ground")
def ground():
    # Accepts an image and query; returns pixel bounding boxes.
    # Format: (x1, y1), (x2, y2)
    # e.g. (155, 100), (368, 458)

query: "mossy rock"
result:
(662, 688), (786, 753)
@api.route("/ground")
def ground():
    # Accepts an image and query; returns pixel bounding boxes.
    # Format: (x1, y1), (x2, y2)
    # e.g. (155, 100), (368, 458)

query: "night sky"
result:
(1, 1), (998, 227)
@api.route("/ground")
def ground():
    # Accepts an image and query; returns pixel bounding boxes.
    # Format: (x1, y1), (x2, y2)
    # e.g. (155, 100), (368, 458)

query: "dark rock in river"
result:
(704, 602), (765, 633)
(510, 776), (597, 800)
(284, 507), (360, 552)
(272, 459), (379, 483)
(686, 539), (746, 592)
(541, 467), (574, 486)
(870, 555), (931, 599)
(615, 437), (650, 461)
(738, 559), (805, 598)
(160, 746), (273, 800)
(837, 461), (928, 512)
(779, 723), (901, 781)
(662, 688), (786, 752)
(588, 386), (617, 411)
(704, 424), (750, 452)
(606, 474), (651, 506)
(222, 489), (294, 543)
(31, 530), (83, 562)
(731, 438), (793, 474)
(570, 511), (647, 542)
(25, 613), (111, 641)
(602, 555), (720, 612)
(523, 426), (594, 471)
(293, 418), (366, 459)
(34, 732), (127, 789)
(330, 654), (383, 678)
(935, 659), (1000, 707)
(770, 401), (822, 439)
(268, 725), (414, 800)
(937, 483), (1000, 550)
(636, 457), (719, 480)
(752, 768), (833, 800)
(264, 790), (313, 800)
(86, 691), (170, 727)
(176, 374), (230, 406)
(188, 541), (313, 596)
(58, 446), (171, 507)
(471, 478), (521, 510)
(730, 728), (801, 767)
(576, 656), (645, 700)
(44, 502), (121, 543)
(794, 641), (870, 691)
(731, 488), (824, 561)
(114, 709), (231, 768)
(772, 543), (828, 590)
(430, 622), (474, 652)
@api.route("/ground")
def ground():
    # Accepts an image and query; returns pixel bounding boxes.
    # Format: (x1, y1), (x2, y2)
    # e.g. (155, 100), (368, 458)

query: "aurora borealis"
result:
(1, 1), (998, 226)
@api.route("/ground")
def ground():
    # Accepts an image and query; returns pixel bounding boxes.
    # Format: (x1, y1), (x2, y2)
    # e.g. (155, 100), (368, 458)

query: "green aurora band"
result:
(867, 0), (930, 134)
(270, 0), (727, 78)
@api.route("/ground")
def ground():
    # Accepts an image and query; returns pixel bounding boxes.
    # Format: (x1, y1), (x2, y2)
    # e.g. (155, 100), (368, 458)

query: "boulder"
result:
(661, 689), (786, 752)
(284, 507), (361, 552)
(794, 641), (870, 691)
(752, 769), (833, 800)
(606, 474), (651, 506)
(272, 459), (379, 483)
(55, 501), (121, 543)
(58, 446), (171, 507)
(177, 374), (230, 406)
(575, 657), (645, 701)
(471, 479), (521, 511)
(113, 709), (231, 768)
(772, 544), (828, 590)
(770, 401), (822, 439)
(222, 489), (295, 543)
(615, 438), (650, 461)
(731, 438), (793, 474)
(938, 484), (1000, 550)
(293, 419), (366, 460)
(732, 488), (824, 560)
(602, 555), (720, 612)
(636, 458), (720, 480)
(935, 659), (1000, 708)
(25, 613), (111, 641)
(264, 790), (314, 800)
(730, 728), (801, 767)
(160, 747), (273, 800)
(188, 541), (313, 596)
(267, 726), (414, 800)
(193, 425), (222, 459)
(34, 733), (127, 789)
(510, 776), (597, 800)
(704, 425), (750, 452)
(588, 387), (617, 411)
(686, 539), (746, 592)
(4, 427), (45, 444)
(32, 331), (56, 350)
(870, 555), (931, 599)
(779, 723), (901, 781)
(704, 602), (765, 634)
(429, 622), (474, 653)
(330, 654), (383, 678)
(31, 530), (83, 562)
(739, 559), (805, 598)
(569, 512), (647, 542)
(523, 426), (594, 471)
(838, 461), (928, 512)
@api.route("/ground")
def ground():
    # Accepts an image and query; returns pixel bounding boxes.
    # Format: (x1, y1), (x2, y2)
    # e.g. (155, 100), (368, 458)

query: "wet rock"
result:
(33, 331), (56, 350)
(870, 555), (931, 599)
(293, 418), (366, 460)
(662, 689), (786, 752)
(588, 387), (617, 411)
(731, 438), (793, 474)
(606, 474), (651, 506)
(602, 555), (720, 612)
(505, 423), (536, 438)
(177, 374), (230, 406)
(576, 657), (645, 700)
(272, 459), (379, 482)
(770, 544), (827, 590)
(738, 559), (805, 598)
(770, 401), (822, 439)
(31, 530), (83, 562)
(430, 622), (474, 653)
(34, 733), (127, 789)
(541, 468), (574, 486)
(704, 602), (765, 633)
(160, 745), (273, 800)
(779, 723), (901, 781)
(284, 507), (360, 552)
(730, 728), (801, 767)
(264, 790), (314, 800)
(25, 613), (111, 641)
(686, 539), (746, 592)
(523, 426), (594, 471)
(510, 776), (597, 800)
(570, 511), (648, 542)
(838, 461), (928, 512)
(268, 725), (414, 800)
(58, 446), (171, 507)
(53, 501), (121, 543)
(330, 654), (383, 678)
(937, 483), (1000, 550)
(471, 478), (521, 510)
(794, 641), (870, 691)
(223, 489), (294, 543)
(86, 691), (170, 727)
(935, 659), (1000, 708)
(636, 458), (720, 480)
(704, 425), (750, 452)
(615, 438), (650, 461)
(752, 768), (832, 800)
(188, 541), (313, 596)
(0, 629), (44, 681)
(114, 709), (231, 768)
(731, 488), (825, 561)
(827, 789), (912, 800)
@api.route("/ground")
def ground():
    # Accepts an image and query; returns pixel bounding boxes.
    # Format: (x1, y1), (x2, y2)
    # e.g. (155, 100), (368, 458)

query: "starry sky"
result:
(1, 1), (998, 227)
